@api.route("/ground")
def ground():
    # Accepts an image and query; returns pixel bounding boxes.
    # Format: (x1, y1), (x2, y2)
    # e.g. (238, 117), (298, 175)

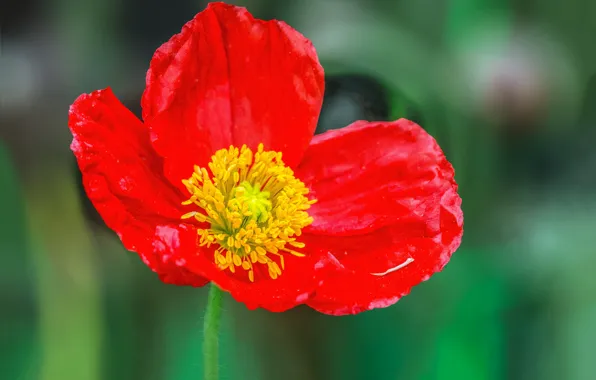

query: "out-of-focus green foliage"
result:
(0, 143), (38, 379)
(2, 0), (596, 379)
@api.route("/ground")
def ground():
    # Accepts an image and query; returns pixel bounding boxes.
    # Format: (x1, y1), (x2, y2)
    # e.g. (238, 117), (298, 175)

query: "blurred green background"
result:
(2, 0), (596, 379)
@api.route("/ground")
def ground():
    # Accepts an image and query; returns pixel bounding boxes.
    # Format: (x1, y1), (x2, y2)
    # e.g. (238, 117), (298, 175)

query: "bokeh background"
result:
(2, 0), (596, 379)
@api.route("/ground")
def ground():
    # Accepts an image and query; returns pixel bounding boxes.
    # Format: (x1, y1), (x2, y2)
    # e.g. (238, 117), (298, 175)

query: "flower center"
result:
(180, 144), (315, 282)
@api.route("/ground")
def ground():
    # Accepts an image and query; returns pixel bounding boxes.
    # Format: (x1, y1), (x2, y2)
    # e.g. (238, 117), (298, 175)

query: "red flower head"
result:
(69, 2), (463, 315)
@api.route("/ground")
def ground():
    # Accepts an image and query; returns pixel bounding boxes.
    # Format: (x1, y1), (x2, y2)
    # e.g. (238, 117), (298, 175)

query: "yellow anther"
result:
(181, 144), (314, 281)
(181, 211), (197, 219)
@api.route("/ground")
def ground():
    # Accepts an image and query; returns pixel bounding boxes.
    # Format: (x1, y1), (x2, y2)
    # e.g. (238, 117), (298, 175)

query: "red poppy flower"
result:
(69, 2), (462, 315)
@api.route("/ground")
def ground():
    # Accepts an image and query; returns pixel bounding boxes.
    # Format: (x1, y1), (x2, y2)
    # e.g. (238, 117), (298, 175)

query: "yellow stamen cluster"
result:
(181, 144), (315, 282)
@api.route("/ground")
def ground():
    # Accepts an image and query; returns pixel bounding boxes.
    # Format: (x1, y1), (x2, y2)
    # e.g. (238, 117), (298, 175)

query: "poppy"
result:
(69, 2), (463, 315)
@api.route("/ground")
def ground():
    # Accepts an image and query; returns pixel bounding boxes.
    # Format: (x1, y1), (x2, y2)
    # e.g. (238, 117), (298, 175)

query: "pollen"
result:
(181, 144), (315, 282)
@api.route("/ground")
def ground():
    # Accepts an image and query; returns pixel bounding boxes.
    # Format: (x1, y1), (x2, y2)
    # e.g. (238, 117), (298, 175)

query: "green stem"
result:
(203, 283), (223, 380)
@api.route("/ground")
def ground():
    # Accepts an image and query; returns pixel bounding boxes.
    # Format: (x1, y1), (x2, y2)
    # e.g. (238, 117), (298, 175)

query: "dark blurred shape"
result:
(317, 74), (392, 134)
(501, 130), (566, 186)
(120, 0), (202, 60)
(0, 0), (38, 37)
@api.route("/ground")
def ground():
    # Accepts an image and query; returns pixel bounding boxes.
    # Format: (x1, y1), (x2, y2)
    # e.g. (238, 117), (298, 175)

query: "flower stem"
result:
(203, 283), (223, 380)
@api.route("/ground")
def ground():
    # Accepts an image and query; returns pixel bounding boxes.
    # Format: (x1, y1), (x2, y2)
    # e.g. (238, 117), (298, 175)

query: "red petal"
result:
(154, 224), (340, 312)
(297, 119), (460, 235)
(295, 119), (463, 315)
(142, 2), (325, 189)
(68, 88), (208, 287)
(134, 223), (210, 287)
